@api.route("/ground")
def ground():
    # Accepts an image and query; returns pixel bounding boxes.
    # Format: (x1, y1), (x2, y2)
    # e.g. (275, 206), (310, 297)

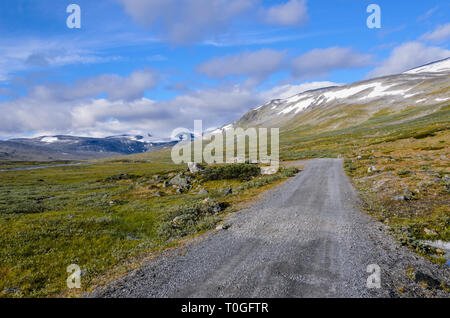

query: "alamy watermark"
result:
(171, 120), (279, 171)
(366, 264), (381, 289)
(367, 4), (381, 29)
(67, 264), (81, 289)
(66, 4), (81, 29)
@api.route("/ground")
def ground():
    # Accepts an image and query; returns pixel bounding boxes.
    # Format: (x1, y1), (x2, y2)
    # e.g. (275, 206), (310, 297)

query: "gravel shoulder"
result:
(91, 159), (449, 298)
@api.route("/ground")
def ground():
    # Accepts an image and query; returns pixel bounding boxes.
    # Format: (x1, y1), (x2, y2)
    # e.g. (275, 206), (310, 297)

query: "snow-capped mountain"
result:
(218, 57), (450, 131)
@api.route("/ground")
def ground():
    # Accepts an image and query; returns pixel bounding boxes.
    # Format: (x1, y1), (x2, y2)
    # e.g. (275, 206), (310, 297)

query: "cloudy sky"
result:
(0, 0), (449, 139)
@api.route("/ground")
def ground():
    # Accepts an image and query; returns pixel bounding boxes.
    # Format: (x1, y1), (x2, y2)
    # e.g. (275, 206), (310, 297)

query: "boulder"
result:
(403, 188), (415, 200)
(367, 166), (378, 173)
(188, 162), (205, 173)
(216, 223), (231, 231)
(172, 216), (183, 227)
(392, 195), (406, 201)
(198, 189), (208, 195)
(169, 174), (191, 187)
(223, 187), (232, 196)
(3, 287), (20, 294)
(261, 166), (278, 175)
(424, 228), (438, 236)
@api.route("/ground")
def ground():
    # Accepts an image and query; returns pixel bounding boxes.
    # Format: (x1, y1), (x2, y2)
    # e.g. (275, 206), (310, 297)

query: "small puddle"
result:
(421, 240), (450, 266)
(0, 162), (90, 172)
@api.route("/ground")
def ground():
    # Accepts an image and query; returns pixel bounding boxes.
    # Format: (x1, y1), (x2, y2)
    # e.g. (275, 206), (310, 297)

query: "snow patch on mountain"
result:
(278, 97), (315, 115)
(40, 137), (59, 143)
(405, 58), (450, 74)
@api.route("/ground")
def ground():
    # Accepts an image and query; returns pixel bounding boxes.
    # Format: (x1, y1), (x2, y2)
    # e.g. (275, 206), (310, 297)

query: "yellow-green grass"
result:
(0, 160), (298, 297)
(343, 127), (449, 264)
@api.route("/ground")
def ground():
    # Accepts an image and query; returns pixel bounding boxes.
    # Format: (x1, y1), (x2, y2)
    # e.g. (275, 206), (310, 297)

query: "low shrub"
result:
(200, 163), (260, 181)
(157, 199), (224, 239)
(397, 169), (411, 176)
(103, 173), (141, 182)
(237, 175), (281, 192)
(280, 167), (299, 178)
(344, 159), (357, 174)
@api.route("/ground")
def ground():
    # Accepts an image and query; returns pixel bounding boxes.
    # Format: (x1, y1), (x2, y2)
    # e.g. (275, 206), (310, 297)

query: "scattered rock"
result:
(152, 175), (163, 182)
(424, 228), (438, 236)
(162, 181), (169, 188)
(172, 216), (183, 227)
(169, 174), (191, 187)
(3, 287), (20, 294)
(367, 166), (378, 173)
(152, 192), (162, 197)
(356, 155), (362, 160)
(109, 200), (115, 206)
(373, 178), (390, 189)
(188, 162), (205, 173)
(126, 233), (139, 240)
(403, 188), (415, 200)
(223, 187), (232, 196)
(392, 195), (406, 201)
(216, 223), (231, 231)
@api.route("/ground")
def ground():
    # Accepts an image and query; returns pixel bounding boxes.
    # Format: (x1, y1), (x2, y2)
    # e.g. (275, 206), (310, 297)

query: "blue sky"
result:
(0, 0), (449, 139)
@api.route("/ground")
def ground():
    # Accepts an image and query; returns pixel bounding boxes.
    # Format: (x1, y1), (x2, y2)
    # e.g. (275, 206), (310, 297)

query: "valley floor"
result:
(91, 159), (449, 298)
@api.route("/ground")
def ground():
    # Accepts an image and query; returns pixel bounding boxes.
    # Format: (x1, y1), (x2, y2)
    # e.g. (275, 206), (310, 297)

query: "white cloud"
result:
(291, 47), (373, 78)
(28, 69), (159, 102)
(0, 72), (339, 139)
(196, 49), (285, 80)
(0, 37), (122, 81)
(417, 6), (439, 22)
(420, 23), (450, 44)
(117, 0), (255, 44)
(368, 42), (450, 78)
(118, 0), (309, 44)
(262, 0), (308, 26)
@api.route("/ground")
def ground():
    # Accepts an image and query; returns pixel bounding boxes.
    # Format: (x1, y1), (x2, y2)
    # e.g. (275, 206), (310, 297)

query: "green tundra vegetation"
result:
(0, 159), (298, 297)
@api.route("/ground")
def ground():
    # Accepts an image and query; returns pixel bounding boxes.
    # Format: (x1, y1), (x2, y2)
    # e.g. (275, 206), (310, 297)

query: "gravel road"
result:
(92, 159), (449, 298)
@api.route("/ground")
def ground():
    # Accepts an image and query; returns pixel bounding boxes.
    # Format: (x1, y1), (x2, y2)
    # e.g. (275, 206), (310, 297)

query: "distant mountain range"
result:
(1, 58), (449, 161)
(0, 134), (179, 161)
